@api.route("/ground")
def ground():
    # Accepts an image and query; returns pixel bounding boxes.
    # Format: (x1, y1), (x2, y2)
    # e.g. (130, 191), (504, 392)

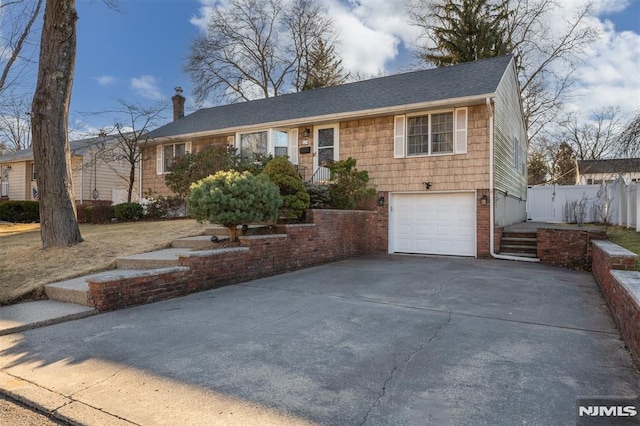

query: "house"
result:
(142, 55), (527, 258)
(576, 158), (640, 185)
(0, 134), (138, 204)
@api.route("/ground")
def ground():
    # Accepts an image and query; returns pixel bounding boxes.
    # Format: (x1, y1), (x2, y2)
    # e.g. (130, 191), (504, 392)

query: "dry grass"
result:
(0, 219), (208, 304)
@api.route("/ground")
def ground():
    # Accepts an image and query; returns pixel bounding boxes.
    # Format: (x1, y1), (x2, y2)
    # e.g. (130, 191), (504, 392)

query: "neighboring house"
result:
(142, 55), (527, 258)
(0, 134), (138, 204)
(576, 159), (640, 185)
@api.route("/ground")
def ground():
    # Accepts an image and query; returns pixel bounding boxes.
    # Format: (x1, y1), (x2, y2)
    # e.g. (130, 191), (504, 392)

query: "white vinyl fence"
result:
(527, 176), (639, 229)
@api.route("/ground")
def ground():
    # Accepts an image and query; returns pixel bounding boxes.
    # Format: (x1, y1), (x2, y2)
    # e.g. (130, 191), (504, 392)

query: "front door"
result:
(313, 124), (339, 182)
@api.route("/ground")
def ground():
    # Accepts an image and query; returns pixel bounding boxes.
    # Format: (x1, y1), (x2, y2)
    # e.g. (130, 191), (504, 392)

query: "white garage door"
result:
(391, 192), (476, 256)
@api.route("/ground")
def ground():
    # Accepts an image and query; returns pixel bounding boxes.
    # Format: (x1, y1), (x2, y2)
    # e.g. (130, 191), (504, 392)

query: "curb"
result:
(0, 371), (134, 425)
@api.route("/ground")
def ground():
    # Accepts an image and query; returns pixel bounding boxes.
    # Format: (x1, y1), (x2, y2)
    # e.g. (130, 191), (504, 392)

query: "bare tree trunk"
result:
(127, 164), (135, 203)
(31, 0), (83, 248)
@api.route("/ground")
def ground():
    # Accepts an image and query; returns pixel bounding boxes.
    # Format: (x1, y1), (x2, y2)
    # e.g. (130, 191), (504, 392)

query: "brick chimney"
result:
(172, 87), (185, 121)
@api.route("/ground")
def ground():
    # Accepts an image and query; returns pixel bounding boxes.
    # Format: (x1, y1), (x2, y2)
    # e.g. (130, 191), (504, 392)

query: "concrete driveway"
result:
(0, 255), (638, 425)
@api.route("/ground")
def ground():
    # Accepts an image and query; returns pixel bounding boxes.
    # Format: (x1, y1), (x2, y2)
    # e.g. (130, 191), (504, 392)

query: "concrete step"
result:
(172, 235), (229, 250)
(500, 244), (538, 252)
(0, 300), (97, 336)
(498, 252), (539, 259)
(501, 231), (537, 240)
(501, 237), (537, 245)
(116, 248), (193, 269)
(45, 270), (144, 306)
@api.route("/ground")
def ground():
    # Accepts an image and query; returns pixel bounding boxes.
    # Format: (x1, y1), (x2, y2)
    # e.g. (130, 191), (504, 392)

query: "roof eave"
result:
(145, 93), (495, 145)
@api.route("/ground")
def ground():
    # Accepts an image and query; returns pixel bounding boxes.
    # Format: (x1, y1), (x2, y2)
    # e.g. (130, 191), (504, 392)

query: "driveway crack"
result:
(358, 276), (455, 426)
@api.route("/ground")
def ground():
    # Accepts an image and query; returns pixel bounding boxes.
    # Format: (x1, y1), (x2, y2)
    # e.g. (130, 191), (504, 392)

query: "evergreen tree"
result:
(302, 39), (349, 90)
(552, 142), (577, 185)
(421, 0), (510, 67)
(527, 150), (549, 185)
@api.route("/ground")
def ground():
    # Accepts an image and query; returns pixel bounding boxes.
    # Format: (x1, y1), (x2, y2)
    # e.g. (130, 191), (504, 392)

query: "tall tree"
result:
(551, 141), (576, 185)
(413, 0), (509, 66)
(409, 0), (600, 144)
(527, 148), (549, 185)
(617, 111), (640, 158)
(0, 95), (31, 152)
(560, 107), (624, 161)
(94, 100), (166, 202)
(0, 0), (43, 98)
(302, 38), (349, 90)
(185, 0), (337, 104)
(30, 0), (82, 247)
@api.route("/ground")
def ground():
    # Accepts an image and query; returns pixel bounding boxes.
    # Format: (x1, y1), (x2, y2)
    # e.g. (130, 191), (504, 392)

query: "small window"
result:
(240, 131), (268, 160)
(406, 111), (455, 156)
(31, 163), (36, 181)
(587, 179), (594, 185)
(157, 142), (191, 174)
(513, 136), (519, 170)
(273, 130), (288, 158)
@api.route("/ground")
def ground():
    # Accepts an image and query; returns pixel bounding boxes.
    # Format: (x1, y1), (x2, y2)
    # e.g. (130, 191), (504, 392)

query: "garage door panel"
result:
(392, 193), (476, 257)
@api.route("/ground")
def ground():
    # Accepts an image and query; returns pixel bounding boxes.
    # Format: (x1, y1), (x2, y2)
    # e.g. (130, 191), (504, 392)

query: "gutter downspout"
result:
(487, 97), (539, 263)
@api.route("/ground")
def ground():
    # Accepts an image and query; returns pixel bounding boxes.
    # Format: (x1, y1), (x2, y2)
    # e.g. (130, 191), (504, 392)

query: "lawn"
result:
(605, 226), (640, 270)
(0, 219), (207, 304)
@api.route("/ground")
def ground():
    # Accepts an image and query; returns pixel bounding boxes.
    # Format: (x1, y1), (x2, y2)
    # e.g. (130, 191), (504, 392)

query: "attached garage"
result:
(390, 192), (476, 257)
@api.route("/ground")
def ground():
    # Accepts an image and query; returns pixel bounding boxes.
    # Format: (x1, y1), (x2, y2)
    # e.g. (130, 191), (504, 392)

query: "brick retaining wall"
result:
(591, 240), (640, 367)
(87, 210), (383, 311)
(537, 227), (607, 270)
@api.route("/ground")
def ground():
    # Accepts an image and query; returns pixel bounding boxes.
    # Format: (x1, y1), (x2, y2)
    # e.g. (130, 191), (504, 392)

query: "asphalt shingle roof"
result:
(147, 55), (514, 139)
(578, 158), (640, 174)
(0, 134), (121, 164)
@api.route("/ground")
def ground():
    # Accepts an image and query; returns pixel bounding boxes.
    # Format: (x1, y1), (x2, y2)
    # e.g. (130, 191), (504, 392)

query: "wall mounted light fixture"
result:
(377, 196), (385, 206)
(303, 128), (311, 138)
(480, 195), (488, 205)
(423, 182), (432, 190)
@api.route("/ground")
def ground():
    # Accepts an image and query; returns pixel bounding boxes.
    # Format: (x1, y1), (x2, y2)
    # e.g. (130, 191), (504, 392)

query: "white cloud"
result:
(131, 75), (164, 100)
(93, 75), (117, 86)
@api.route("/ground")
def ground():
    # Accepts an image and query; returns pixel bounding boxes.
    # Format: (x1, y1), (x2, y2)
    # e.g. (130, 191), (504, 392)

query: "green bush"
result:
(76, 201), (113, 224)
(304, 182), (332, 209)
(327, 157), (377, 209)
(187, 170), (283, 241)
(263, 157), (310, 218)
(113, 202), (144, 221)
(0, 200), (40, 223)
(143, 191), (186, 219)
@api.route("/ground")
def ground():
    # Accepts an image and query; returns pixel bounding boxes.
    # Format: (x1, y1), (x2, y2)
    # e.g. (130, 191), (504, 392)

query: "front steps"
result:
(499, 231), (538, 258)
(44, 228), (231, 307)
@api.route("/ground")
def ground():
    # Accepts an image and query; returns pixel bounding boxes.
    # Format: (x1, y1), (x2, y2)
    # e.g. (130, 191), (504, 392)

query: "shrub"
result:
(0, 200), (40, 223)
(76, 201), (113, 224)
(263, 157), (310, 218)
(327, 157), (377, 209)
(165, 144), (237, 198)
(114, 202), (144, 221)
(187, 170), (283, 241)
(143, 191), (186, 219)
(304, 182), (332, 209)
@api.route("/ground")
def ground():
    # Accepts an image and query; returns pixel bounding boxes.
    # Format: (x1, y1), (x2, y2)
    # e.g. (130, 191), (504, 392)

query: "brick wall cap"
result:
(181, 247), (250, 257)
(310, 209), (375, 214)
(239, 234), (288, 241)
(611, 270), (640, 307)
(537, 224), (606, 233)
(88, 267), (190, 283)
(592, 240), (638, 258)
(283, 223), (316, 228)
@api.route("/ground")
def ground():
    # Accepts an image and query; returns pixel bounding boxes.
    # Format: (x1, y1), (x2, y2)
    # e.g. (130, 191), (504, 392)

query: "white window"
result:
(513, 136), (519, 170)
(31, 163), (36, 181)
(236, 129), (298, 164)
(239, 131), (268, 160)
(156, 142), (191, 174)
(394, 108), (467, 158)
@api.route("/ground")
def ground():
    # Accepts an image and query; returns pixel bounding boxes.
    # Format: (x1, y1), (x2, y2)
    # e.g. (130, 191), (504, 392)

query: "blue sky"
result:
(63, 0), (640, 136)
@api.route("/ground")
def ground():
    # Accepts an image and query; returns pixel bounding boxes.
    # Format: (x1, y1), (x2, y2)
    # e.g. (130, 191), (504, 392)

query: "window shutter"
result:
(156, 145), (163, 175)
(185, 142), (192, 154)
(394, 115), (406, 158)
(288, 128), (299, 165)
(455, 108), (468, 154)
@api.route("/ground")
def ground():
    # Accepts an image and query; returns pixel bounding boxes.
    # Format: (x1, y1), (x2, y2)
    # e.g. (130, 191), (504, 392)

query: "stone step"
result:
(500, 244), (538, 252)
(44, 270), (144, 306)
(501, 231), (537, 239)
(172, 235), (229, 250)
(0, 300), (97, 336)
(498, 252), (539, 259)
(116, 248), (193, 269)
(501, 237), (537, 244)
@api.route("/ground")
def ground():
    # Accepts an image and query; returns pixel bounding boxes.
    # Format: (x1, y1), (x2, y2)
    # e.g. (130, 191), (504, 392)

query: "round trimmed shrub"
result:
(114, 202), (144, 221)
(262, 157), (310, 218)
